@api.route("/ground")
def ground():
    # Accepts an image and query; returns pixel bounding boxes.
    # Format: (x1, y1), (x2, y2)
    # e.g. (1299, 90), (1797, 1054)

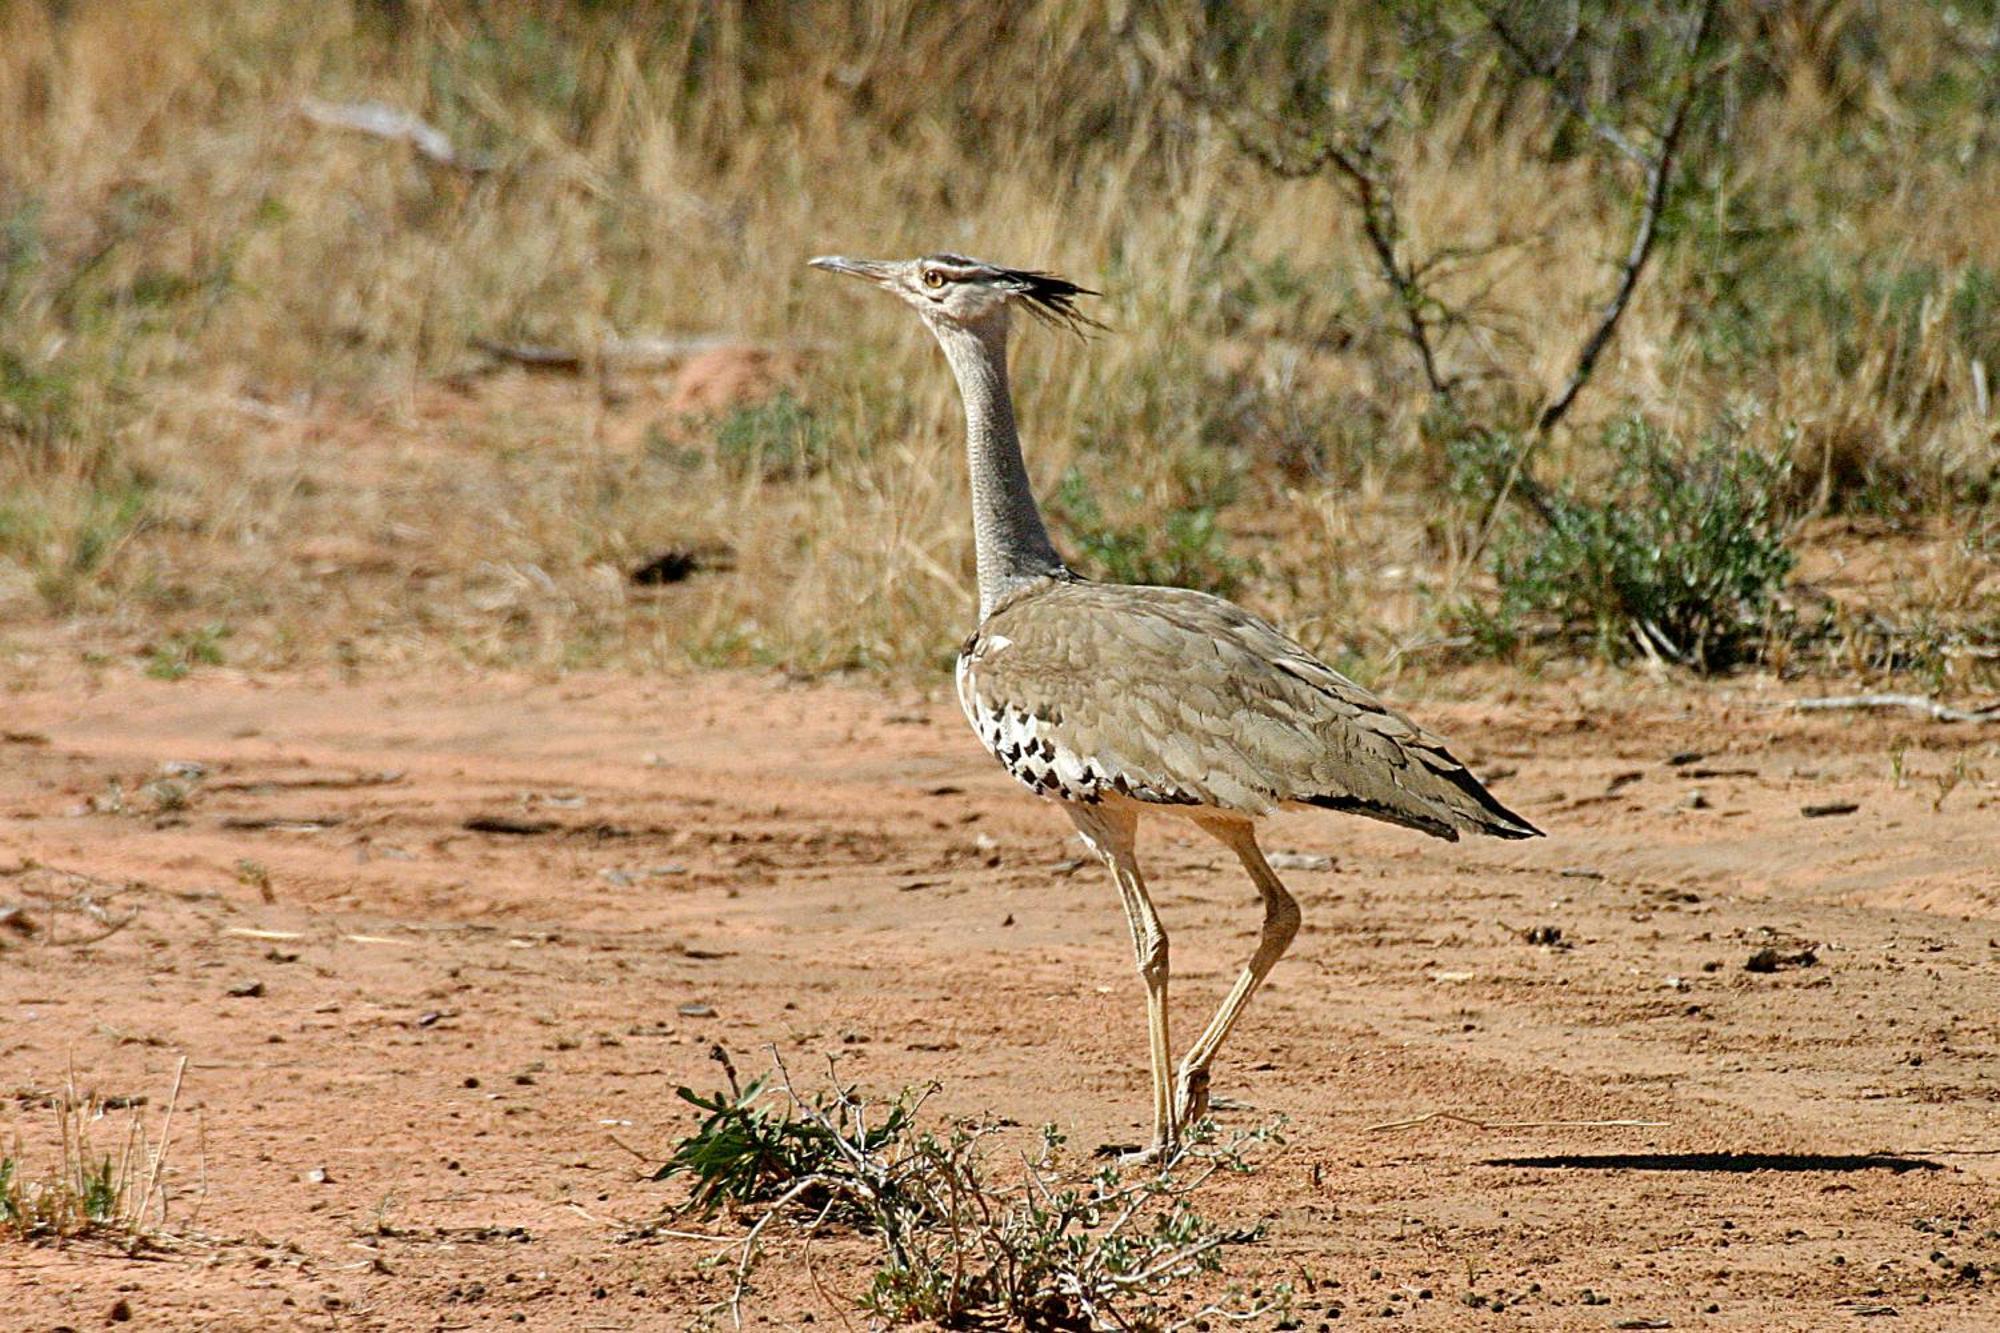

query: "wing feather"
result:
(960, 578), (1540, 839)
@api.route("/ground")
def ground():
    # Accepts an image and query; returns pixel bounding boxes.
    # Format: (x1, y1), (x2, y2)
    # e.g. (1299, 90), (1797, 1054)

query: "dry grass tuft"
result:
(1, 1057), (191, 1248)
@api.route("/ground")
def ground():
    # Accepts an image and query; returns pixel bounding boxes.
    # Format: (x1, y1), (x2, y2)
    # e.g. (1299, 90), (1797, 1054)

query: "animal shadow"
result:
(1484, 1151), (1944, 1174)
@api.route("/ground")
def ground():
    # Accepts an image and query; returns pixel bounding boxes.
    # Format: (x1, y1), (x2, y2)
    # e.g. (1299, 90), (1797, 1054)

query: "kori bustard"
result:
(811, 252), (1541, 1160)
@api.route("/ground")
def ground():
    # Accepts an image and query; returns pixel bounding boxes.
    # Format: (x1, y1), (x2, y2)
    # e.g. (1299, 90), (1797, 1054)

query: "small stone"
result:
(1745, 946), (1817, 973)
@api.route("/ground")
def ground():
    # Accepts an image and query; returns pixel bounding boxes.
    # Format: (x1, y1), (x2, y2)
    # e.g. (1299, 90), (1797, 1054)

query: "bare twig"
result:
(1784, 694), (2000, 724)
(1221, 120), (1457, 407)
(1468, 0), (1721, 562)
(1480, 4), (1651, 167)
(1166, 24), (1458, 412)
(725, 1173), (845, 1329)
(4, 861), (143, 945)
(1535, 0), (1721, 436)
(1369, 1110), (1667, 1133)
(137, 1055), (188, 1229)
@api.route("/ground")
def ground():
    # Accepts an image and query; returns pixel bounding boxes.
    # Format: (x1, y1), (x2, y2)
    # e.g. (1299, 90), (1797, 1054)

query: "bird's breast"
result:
(957, 644), (1106, 804)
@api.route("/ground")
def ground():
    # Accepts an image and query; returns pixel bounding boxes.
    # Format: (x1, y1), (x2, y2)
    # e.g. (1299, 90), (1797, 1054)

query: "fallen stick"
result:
(1368, 1110), (1666, 1133)
(472, 334), (822, 374)
(472, 333), (746, 372)
(297, 97), (490, 173)
(1786, 694), (2000, 724)
(210, 770), (404, 792)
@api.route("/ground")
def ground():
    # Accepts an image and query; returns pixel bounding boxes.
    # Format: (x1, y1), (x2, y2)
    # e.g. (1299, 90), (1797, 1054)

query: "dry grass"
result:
(0, 1), (1994, 689)
(1, 1057), (190, 1247)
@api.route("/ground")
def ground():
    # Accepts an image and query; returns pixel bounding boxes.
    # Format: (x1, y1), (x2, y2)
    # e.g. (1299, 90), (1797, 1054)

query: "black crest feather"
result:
(999, 265), (1105, 337)
(929, 253), (1104, 337)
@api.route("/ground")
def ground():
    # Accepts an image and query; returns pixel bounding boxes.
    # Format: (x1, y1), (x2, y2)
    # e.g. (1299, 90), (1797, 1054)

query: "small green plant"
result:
(1053, 466), (1249, 596)
(0, 475), (154, 612)
(653, 1052), (916, 1218)
(144, 624), (231, 681)
(713, 392), (828, 479)
(649, 1049), (1284, 1330)
(1455, 419), (1797, 671)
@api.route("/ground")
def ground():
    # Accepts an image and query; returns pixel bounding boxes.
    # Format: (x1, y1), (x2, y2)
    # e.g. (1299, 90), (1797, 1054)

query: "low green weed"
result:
(144, 624), (231, 681)
(1052, 463), (1249, 596)
(2, 1059), (187, 1247)
(1455, 419), (1797, 671)
(649, 1049), (1285, 1330)
(713, 392), (828, 480)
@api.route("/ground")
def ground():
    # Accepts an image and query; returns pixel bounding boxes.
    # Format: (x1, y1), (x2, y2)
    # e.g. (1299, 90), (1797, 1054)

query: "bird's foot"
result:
(1093, 1139), (1181, 1170)
(1173, 1066), (1211, 1129)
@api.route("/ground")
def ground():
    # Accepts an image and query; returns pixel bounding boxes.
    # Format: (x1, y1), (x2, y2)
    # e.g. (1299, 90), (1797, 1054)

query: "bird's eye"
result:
(922, 270), (945, 289)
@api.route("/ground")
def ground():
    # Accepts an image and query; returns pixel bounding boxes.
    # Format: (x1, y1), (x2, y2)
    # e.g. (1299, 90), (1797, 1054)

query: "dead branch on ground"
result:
(1369, 1110), (1666, 1133)
(296, 97), (491, 174)
(0, 860), (141, 946)
(1784, 694), (2000, 724)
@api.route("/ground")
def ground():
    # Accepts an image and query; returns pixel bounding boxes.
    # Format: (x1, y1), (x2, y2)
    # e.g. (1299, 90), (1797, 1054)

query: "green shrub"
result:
(652, 1069), (917, 1219)
(1052, 462), (1248, 596)
(1456, 419), (1797, 670)
(649, 1051), (1284, 1330)
(714, 392), (828, 479)
(144, 624), (231, 681)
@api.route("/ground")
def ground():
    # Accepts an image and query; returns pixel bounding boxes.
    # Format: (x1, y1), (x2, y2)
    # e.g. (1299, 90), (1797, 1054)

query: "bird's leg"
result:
(1069, 804), (1176, 1162)
(1174, 817), (1301, 1130)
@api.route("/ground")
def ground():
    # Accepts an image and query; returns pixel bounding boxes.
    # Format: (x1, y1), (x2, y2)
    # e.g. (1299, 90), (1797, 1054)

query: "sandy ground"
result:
(3, 666), (1999, 1330)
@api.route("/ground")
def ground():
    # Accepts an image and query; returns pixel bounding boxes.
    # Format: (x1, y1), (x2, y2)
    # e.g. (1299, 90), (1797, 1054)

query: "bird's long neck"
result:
(933, 316), (1065, 619)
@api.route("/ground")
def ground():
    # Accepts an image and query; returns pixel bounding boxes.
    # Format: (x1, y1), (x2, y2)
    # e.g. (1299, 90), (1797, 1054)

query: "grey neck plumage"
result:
(930, 313), (1067, 620)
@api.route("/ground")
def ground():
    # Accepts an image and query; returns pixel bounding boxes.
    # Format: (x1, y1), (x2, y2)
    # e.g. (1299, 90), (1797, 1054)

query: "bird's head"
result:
(808, 252), (1100, 338)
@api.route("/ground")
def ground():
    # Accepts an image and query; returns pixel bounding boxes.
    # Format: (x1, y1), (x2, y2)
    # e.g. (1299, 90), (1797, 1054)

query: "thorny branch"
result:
(1469, 0), (1723, 561)
(1534, 0), (1721, 436)
(1479, 4), (1649, 167)
(1210, 98), (1458, 409)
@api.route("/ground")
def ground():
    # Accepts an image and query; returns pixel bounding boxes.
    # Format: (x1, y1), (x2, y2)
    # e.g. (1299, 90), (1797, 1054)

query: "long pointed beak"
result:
(808, 254), (895, 283)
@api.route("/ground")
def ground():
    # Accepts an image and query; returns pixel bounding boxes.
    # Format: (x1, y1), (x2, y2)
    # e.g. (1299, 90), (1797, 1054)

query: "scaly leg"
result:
(1068, 803), (1175, 1160)
(1173, 815), (1301, 1128)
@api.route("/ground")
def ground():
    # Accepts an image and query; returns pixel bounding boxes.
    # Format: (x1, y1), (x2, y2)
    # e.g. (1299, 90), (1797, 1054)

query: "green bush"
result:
(649, 1052), (1284, 1329)
(144, 624), (231, 681)
(1051, 461), (1248, 596)
(652, 1070), (917, 1219)
(714, 392), (828, 479)
(1456, 419), (1797, 671)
